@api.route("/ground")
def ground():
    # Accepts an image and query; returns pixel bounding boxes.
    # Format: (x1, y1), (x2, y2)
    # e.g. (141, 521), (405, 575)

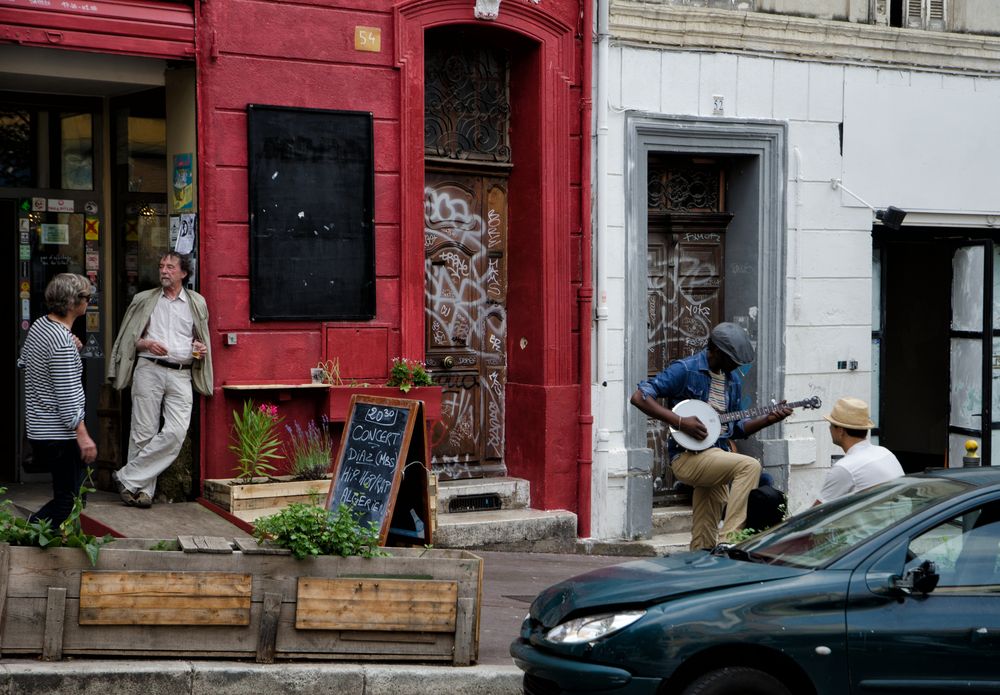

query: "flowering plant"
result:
(284, 418), (334, 480)
(229, 400), (284, 483)
(385, 357), (433, 393)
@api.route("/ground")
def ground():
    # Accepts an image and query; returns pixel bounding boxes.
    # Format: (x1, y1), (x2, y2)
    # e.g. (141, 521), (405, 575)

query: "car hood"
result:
(532, 551), (810, 627)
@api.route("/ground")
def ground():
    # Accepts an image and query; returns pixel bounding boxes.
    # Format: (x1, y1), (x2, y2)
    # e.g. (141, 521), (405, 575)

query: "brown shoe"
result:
(135, 492), (153, 509)
(119, 487), (138, 507)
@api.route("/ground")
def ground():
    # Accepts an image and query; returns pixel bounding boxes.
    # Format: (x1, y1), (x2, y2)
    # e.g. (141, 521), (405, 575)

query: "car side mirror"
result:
(891, 560), (939, 596)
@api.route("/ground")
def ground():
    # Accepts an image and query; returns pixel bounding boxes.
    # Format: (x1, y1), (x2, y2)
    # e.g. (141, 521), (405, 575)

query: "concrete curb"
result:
(0, 660), (523, 695)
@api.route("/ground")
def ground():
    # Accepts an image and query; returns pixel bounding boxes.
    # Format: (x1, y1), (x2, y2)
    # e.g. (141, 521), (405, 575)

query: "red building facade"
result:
(4, 0), (593, 532)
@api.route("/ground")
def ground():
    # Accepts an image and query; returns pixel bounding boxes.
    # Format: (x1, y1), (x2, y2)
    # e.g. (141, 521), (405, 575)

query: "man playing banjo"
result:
(630, 322), (792, 551)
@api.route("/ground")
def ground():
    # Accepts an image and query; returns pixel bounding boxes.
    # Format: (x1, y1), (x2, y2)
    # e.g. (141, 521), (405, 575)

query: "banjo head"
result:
(669, 399), (722, 451)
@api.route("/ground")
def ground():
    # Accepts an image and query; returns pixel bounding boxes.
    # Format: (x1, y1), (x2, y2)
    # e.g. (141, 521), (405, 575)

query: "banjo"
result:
(669, 396), (822, 452)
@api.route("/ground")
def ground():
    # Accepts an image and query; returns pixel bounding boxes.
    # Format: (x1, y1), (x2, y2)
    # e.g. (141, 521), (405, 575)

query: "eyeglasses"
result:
(77, 293), (92, 300)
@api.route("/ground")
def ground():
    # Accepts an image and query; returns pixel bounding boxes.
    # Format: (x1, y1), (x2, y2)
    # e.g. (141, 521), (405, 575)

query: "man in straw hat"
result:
(631, 322), (792, 551)
(814, 397), (903, 506)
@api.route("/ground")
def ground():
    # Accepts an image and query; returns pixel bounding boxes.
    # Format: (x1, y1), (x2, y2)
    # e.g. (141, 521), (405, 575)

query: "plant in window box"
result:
(386, 357), (433, 393)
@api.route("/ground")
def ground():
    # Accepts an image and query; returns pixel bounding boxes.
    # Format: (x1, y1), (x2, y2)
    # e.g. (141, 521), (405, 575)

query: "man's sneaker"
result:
(119, 487), (138, 507)
(135, 492), (153, 509)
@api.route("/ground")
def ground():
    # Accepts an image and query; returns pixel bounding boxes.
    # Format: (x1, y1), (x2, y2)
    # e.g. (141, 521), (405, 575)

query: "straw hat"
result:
(823, 397), (875, 430)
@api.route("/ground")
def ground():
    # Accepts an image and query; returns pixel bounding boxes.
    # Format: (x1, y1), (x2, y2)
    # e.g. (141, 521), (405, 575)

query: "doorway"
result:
(422, 29), (512, 481)
(645, 155), (732, 502)
(4, 96), (106, 484)
(875, 231), (996, 469)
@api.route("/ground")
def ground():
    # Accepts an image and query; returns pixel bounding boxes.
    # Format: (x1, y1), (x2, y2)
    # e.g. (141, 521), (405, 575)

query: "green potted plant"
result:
(228, 400), (284, 484)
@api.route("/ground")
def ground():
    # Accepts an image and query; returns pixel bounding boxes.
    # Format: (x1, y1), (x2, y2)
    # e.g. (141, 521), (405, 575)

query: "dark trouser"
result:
(28, 439), (85, 528)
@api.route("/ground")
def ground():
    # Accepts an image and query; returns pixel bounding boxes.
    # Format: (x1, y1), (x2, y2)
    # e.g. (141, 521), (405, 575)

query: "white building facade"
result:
(590, 0), (1000, 539)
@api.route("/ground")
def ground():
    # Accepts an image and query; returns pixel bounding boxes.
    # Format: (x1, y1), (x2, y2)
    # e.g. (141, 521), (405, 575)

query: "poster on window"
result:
(172, 153), (194, 211)
(41, 223), (69, 245)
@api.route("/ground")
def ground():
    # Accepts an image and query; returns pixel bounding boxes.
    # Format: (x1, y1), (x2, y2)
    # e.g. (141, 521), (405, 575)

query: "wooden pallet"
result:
(0, 538), (482, 665)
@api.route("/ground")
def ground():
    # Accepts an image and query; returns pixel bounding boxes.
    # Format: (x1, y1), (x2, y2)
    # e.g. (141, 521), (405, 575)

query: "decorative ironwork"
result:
(424, 40), (511, 163)
(648, 164), (721, 212)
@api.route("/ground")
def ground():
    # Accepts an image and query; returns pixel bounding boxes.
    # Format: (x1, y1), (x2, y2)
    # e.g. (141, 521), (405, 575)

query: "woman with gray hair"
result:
(18, 273), (98, 527)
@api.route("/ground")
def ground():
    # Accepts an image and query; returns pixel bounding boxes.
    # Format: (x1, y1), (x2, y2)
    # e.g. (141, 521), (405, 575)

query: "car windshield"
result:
(737, 476), (970, 568)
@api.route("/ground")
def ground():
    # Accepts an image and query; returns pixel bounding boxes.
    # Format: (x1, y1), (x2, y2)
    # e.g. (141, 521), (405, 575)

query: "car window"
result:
(905, 502), (1000, 593)
(740, 477), (970, 568)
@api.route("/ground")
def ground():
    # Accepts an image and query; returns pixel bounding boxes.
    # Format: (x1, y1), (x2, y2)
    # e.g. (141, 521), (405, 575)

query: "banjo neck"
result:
(717, 398), (814, 425)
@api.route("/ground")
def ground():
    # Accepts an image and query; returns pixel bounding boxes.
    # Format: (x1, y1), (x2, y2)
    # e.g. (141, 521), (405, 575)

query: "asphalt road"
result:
(476, 550), (636, 666)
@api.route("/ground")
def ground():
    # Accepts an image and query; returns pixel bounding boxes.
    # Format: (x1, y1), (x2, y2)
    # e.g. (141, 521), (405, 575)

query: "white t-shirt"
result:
(818, 439), (904, 503)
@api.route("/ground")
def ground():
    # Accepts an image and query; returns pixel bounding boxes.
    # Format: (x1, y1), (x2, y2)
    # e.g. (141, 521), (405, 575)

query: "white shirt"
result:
(818, 439), (904, 503)
(138, 289), (195, 365)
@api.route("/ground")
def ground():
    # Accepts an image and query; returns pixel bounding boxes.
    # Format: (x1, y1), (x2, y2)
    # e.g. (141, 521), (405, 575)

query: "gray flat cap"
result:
(710, 322), (755, 365)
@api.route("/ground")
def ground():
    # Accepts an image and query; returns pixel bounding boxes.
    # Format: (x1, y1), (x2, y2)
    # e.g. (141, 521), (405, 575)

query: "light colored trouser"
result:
(117, 359), (193, 497)
(672, 447), (761, 551)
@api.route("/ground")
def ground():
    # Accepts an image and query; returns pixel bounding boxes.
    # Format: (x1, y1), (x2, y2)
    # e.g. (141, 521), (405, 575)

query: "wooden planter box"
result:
(202, 476), (332, 516)
(327, 386), (442, 423)
(0, 540), (482, 665)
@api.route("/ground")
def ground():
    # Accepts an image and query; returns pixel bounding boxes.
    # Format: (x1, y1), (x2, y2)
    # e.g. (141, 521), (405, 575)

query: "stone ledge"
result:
(611, 1), (1000, 75)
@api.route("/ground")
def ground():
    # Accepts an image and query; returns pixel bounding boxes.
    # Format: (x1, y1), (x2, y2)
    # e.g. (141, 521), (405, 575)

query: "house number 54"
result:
(355, 27), (381, 53)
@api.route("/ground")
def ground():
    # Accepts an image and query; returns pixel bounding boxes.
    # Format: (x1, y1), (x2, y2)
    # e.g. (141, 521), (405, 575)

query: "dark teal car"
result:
(511, 468), (1000, 695)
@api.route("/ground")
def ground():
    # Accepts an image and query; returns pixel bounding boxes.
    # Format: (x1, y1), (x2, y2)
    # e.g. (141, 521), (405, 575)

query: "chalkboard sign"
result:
(327, 395), (431, 546)
(247, 104), (374, 321)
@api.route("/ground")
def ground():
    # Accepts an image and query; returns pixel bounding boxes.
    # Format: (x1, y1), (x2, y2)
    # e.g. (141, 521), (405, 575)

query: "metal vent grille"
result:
(448, 493), (502, 513)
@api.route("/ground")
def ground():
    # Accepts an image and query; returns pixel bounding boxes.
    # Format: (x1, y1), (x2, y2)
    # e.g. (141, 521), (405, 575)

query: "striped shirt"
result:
(708, 370), (727, 412)
(19, 316), (85, 440)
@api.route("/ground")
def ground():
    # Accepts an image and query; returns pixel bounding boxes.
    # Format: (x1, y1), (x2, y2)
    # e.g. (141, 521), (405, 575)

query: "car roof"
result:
(918, 466), (1000, 488)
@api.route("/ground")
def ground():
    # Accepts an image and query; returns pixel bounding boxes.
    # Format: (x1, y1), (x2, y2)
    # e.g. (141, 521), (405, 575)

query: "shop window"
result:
(0, 106), (94, 190)
(60, 113), (93, 190)
(0, 110), (34, 188)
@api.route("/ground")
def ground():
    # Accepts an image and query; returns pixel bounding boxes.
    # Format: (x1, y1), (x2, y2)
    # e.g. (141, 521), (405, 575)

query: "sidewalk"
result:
(1, 484), (638, 694)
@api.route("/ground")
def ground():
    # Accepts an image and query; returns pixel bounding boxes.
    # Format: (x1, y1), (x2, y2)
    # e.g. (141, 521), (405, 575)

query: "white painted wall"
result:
(593, 43), (1000, 538)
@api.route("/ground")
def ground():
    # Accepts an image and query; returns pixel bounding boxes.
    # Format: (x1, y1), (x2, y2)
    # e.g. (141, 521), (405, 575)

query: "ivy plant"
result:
(252, 502), (387, 560)
(0, 481), (112, 566)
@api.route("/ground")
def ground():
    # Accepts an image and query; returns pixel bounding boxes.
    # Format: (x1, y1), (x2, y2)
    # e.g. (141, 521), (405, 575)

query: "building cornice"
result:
(610, 2), (1000, 76)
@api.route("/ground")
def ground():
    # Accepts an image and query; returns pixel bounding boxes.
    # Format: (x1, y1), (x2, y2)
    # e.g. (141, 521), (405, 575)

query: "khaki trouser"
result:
(117, 359), (193, 497)
(672, 447), (761, 551)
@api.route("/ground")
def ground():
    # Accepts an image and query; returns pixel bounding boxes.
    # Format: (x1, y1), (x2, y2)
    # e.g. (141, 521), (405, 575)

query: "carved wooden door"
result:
(645, 156), (732, 502)
(424, 171), (508, 480)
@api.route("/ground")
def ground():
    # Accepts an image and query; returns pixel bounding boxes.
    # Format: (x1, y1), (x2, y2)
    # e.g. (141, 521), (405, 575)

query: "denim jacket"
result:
(636, 349), (747, 461)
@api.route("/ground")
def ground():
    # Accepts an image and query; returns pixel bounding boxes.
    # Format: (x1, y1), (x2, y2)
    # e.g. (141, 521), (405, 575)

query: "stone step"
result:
(435, 476), (530, 513)
(434, 508), (578, 553)
(652, 506), (693, 535)
(576, 531), (691, 558)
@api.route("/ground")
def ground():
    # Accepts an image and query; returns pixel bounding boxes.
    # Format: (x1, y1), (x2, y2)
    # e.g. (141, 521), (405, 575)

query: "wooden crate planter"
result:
(202, 476), (332, 515)
(0, 540), (482, 665)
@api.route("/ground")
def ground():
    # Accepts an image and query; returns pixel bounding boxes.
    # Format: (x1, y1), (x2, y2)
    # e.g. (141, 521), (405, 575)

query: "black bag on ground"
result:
(745, 485), (786, 531)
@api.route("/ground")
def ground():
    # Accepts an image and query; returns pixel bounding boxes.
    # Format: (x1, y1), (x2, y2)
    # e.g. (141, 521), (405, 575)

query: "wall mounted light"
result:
(830, 178), (907, 231)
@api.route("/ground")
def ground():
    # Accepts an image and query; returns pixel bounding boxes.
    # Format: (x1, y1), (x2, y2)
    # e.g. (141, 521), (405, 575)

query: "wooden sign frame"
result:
(326, 395), (432, 546)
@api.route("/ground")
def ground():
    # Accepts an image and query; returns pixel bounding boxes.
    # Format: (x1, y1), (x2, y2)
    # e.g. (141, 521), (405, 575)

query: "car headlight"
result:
(544, 610), (646, 644)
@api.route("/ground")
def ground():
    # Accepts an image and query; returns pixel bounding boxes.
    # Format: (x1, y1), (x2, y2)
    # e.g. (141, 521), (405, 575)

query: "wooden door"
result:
(424, 171), (508, 480)
(646, 210), (731, 502)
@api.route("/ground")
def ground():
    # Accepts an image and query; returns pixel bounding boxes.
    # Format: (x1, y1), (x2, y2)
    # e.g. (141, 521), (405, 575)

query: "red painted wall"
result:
(194, 0), (590, 519)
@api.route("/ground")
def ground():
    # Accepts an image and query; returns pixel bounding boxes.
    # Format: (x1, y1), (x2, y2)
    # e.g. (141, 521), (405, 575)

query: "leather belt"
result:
(142, 356), (192, 371)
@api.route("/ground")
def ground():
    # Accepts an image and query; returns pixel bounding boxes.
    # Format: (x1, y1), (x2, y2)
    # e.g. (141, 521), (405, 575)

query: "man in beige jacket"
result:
(107, 252), (213, 507)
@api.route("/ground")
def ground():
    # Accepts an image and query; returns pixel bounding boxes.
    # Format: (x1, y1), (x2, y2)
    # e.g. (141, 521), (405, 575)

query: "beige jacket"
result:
(107, 288), (214, 396)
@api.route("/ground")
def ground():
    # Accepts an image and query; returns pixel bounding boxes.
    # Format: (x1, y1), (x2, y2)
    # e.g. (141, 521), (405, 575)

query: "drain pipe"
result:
(576, 0), (596, 539)
(584, 0), (610, 539)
